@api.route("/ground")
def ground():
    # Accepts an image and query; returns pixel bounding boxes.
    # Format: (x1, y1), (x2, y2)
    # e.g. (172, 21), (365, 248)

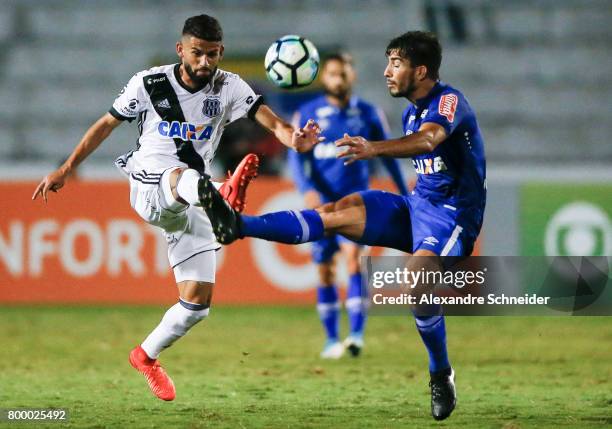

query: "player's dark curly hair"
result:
(182, 14), (223, 42)
(386, 31), (442, 80)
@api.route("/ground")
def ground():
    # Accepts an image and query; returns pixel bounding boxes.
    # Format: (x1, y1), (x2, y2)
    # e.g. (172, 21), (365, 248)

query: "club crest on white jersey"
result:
(202, 96), (221, 117)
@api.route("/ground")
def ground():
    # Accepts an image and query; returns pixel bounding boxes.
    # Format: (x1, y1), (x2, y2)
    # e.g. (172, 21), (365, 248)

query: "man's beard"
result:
(390, 82), (416, 98)
(324, 86), (349, 101)
(390, 71), (417, 99)
(184, 62), (215, 87)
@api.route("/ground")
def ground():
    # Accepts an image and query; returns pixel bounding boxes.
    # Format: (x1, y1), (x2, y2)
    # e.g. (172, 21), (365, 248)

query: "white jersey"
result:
(111, 63), (261, 176)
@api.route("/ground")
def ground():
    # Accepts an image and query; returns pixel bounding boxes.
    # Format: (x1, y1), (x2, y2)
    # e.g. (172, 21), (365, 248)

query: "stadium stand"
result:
(0, 0), (610, 164)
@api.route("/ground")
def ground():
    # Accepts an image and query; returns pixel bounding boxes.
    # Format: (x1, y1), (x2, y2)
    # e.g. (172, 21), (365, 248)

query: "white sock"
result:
(175, 169), (201, 206)
(141, 300), (209, 359)
(175, 169), (224, 207)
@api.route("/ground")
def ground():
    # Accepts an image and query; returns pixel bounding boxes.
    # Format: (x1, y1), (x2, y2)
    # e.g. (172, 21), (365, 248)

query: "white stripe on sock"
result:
(415, 314), (442, 328)
(345, 297), (363, 311)
(317, 302), (341, 313)
(292, 210), (310, 242)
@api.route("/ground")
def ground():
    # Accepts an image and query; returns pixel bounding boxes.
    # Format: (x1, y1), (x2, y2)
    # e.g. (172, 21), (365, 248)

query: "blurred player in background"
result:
(288, 53), (409, 359)
(200, 31), (486, 421)
(32, 14), (321, 402)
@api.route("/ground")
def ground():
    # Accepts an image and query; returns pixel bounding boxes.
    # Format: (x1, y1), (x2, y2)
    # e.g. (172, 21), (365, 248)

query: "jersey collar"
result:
(415, 81), (444, 109)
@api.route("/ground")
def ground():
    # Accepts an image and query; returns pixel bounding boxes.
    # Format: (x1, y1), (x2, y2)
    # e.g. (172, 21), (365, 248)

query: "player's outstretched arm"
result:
(336, 122), (447, 165)
(32, 113), (122, 202)
(254, 104), (324, 152)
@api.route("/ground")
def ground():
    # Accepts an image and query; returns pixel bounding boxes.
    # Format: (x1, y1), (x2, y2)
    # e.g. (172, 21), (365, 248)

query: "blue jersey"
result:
(402, 81), (487, 243)
(288, 95), (408, 201)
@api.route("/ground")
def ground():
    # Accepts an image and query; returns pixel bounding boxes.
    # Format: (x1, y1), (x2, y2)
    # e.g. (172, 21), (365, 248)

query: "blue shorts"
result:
(358, 190), (477, 257)
(312, 234), (361, 264)
(311, 191), (364, 264)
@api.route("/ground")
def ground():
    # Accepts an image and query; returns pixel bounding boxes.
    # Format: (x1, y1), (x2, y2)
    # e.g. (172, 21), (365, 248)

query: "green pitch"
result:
(0, 306), (610, 428)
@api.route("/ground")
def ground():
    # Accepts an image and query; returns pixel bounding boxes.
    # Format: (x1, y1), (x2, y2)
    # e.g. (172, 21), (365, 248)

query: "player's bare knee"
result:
(316, 202), (337, 214)
(177, 280), (214, 308)
(341, 244), (361, 274)
(334, 193), (364, 211)
(167, 168), (186, 201)
(346, 255), (361, 274)
(318, 262), (336, 285)
(167, 167), (184, 187)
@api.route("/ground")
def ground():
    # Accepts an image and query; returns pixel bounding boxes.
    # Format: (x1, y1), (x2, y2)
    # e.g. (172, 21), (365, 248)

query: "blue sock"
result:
(240, 210), (324, 244)
(317, 285), (339, 342)
(346, 273), (366, 336)
(415, 311), (450, 373)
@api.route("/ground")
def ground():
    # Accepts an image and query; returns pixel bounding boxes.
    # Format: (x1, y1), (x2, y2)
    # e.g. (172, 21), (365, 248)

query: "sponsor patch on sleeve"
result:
(438, 93), (458, 123)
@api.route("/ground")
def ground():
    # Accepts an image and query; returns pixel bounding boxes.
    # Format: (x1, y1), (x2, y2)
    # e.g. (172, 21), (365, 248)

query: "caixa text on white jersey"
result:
(157, 121), (213, 142)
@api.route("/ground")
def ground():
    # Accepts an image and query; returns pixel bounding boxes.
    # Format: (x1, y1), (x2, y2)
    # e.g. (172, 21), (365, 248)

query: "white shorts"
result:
(173, 249), (216, 283)
(128, 168), (220, 282)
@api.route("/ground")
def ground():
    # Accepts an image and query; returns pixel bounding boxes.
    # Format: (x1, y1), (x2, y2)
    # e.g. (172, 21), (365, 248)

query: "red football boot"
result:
(219, 153), (259, 213)
(129, 346), (176, 401)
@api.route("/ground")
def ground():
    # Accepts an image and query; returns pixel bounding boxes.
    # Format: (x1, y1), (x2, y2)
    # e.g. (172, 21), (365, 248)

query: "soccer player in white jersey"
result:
(32, 14), (322, 401)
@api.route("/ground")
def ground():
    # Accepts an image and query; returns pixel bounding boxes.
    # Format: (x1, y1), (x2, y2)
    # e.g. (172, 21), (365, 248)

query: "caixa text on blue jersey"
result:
(413, 156), (447, 175)
(157, 121), (213, 142)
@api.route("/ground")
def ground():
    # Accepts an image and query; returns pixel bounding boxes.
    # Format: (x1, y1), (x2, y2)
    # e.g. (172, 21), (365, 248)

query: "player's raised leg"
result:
(199, 174), (416, 257)
(198, 174), (369, 245)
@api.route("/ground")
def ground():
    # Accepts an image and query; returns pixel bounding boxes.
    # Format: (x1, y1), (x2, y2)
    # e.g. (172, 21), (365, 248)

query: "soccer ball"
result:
(264, 35), (320, 89)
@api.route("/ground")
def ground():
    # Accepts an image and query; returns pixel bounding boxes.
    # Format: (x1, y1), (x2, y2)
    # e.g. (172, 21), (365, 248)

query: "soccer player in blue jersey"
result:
(288, 53), (409, 359)
(199, 31), (486, 421)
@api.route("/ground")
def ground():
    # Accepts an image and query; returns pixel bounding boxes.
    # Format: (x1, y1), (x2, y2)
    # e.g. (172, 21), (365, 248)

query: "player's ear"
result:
(219, 44), (224, 61)
(416, 65), (428, 81)
(176, 41), (184, 60)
